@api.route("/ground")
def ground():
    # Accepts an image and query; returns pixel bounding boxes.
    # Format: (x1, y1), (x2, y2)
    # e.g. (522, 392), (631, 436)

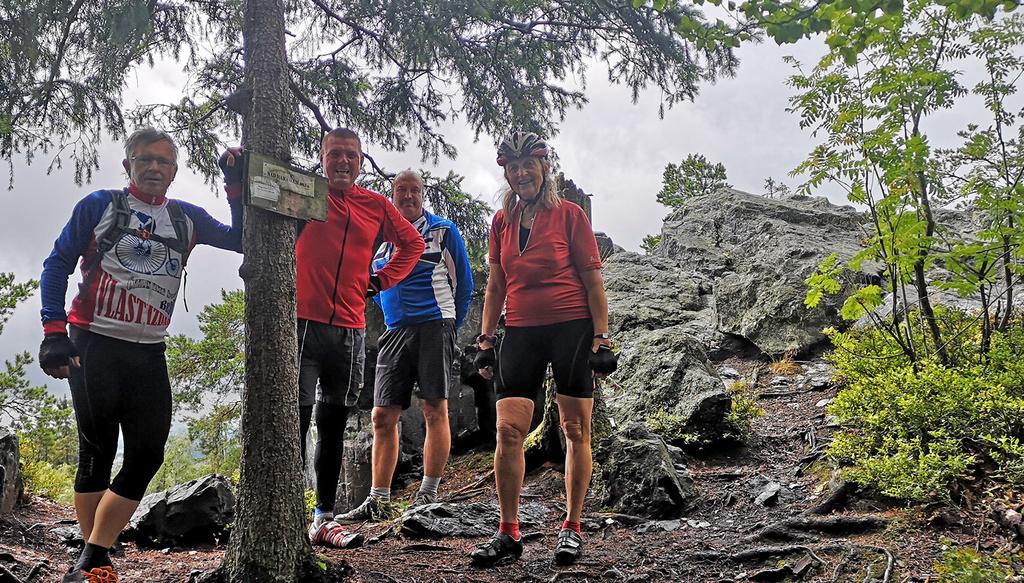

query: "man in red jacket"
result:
(299, 128), (425, 542)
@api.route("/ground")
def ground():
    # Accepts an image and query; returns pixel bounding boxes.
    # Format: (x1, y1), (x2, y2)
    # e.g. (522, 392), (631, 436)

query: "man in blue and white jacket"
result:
(38, 127), (243, 583)
(336, 170), (473, 522)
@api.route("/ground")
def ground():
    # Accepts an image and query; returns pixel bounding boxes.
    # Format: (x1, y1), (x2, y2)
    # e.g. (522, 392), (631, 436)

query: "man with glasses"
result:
(39, 127), (243, 583)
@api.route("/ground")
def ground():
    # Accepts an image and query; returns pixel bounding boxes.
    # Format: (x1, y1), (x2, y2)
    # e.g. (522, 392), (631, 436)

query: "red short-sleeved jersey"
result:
(488, 201), (602, 327)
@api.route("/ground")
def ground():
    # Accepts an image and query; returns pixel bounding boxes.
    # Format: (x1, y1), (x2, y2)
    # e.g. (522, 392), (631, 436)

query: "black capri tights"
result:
(69, 327), (172, 501)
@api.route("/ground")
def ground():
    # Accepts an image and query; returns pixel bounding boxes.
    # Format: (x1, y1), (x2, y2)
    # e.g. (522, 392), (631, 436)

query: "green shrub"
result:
(726, 381), (764, 440)
(16, 397), (78, 503)
(304, 488), (317, 515)
(935, 544), (1019, 582)
(21, 459), (75, 505)
(646, 410), (699, 444)
(825, 313), (1024, 501)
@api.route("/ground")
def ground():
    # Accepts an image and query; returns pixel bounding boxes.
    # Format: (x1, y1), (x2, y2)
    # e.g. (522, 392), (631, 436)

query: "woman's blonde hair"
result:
(500, 160), (561, 218)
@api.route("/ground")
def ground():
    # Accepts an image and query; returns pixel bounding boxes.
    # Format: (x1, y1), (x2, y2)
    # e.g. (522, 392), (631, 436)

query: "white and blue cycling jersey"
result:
(372, 210), (473, 331)
(40, 187), (242, 344)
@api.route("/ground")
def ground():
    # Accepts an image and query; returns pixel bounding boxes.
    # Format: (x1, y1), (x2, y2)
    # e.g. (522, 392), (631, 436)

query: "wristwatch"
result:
(593, 333), (610, 339)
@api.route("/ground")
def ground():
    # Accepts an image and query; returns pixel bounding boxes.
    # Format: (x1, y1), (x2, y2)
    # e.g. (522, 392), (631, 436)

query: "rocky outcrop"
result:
(656, 189), (867, 355)
(604, 252), (713, 337)
(606, 327), (730, 441)
(594, 231), (624, 260)
(594, 424), (697, 518)
(128, 474), (235, 545)
(0, 431), (22, 514)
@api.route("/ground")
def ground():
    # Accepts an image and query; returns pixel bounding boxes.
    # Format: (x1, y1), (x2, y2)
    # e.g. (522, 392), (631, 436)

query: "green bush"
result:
(935, 544), (1019, 582)
(646, 410), (699, 444)
(22, 459), (75, 505)
(725, 381), (764, 440)
(16, 397), (78, 503)
(825, 312), (1024, 501)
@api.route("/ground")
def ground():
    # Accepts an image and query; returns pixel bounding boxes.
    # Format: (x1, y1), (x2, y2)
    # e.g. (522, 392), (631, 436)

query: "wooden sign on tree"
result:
(244, 152), (328, 221)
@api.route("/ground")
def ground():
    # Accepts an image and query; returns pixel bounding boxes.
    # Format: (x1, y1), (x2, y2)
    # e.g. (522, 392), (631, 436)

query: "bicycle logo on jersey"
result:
(114, 212), (169, 275)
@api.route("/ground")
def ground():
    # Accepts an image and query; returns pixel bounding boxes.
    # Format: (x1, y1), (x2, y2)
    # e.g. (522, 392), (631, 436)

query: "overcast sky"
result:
(0, 33), (997, 394)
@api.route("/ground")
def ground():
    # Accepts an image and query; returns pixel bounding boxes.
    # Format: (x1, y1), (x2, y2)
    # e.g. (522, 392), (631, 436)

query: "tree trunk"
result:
(913, 169), (948, 366)
(998, 232), (1014, 332)
(223, 1), (309, 581)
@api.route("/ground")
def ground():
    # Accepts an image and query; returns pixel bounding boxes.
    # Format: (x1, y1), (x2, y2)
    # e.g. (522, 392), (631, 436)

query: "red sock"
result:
(498, 521), (521, 540)
(562, 520), (581, 533)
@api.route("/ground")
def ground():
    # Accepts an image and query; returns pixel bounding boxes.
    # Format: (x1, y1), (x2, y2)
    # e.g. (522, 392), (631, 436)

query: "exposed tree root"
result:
(549, 570), (597, 582)
(0, 564), (22, 583)
(690, 542), (895, 583)
(188, 556), (352, 583)
(750, 515), (889, 543)
(688, 540), (897, 581)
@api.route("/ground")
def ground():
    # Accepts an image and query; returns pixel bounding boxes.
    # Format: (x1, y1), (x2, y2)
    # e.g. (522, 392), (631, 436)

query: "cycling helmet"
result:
(496, 132), (549, 166)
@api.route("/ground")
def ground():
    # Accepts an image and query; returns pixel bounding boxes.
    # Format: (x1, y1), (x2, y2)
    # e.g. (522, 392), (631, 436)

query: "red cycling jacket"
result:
(297, 185), (425, 328)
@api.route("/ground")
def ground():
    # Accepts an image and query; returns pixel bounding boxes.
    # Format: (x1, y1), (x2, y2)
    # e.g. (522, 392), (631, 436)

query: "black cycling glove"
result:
(589, 345), (617, 375)
(218, 151), (244, 185)
(39, 334), (78, 370)
(474, 347), (496, 371)
(366, 274), (382, 298)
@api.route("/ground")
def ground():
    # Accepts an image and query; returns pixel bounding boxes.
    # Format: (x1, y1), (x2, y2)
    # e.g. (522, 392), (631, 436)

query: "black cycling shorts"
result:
(298, 319), (365, 407)
(374, 318), (456, 409)
(495, 318), (594, 401)
(68, 326), (172, 501)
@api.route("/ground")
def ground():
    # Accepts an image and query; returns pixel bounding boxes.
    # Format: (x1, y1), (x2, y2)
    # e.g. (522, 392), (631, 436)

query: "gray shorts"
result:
(298, 319), (365, 407)
(374, 319), (456, 409)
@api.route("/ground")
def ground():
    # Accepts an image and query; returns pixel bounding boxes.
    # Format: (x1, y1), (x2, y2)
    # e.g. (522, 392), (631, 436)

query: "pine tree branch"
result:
(288, 79), (331, 133)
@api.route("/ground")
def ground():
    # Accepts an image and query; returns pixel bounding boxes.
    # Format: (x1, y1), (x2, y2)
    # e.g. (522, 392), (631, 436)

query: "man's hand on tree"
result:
(39, 334), (80, 379)
(218, 147), (245, 185)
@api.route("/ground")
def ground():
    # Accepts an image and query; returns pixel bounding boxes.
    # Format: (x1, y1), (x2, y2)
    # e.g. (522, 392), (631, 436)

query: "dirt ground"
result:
(0, 358), (1011, 582)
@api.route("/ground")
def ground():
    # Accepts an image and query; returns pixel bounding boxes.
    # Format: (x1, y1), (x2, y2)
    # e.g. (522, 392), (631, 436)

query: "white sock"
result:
(369, 486), (391, 501)
(419, 475), (441, 496)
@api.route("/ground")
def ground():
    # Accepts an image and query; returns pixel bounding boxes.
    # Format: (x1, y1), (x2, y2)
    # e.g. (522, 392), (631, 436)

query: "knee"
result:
(496, 420), (526, 448)
(372, 407), (400, 433)
(560, 420), (589, 446)
(421, 402), (449, 427)
(316, 403), (350, 438)
(112, 449), (164, 500)
(75, 449), (116, 493)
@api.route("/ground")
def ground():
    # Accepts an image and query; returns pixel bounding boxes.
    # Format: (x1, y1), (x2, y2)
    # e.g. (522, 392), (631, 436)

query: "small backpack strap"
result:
(164, 200), (192, 268)
(84, 189), (132, 271)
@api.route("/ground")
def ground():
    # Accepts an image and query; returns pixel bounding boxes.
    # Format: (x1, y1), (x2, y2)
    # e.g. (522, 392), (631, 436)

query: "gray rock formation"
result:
(0, 431), (22, 514)
(604, 252), (713, 337)
(51, 523), (85, 548)
(128, 474), (235, 545)
(656, 189), (867, 355)
(594, 423), (696, 518)
(606, 327), (730, 441)
(595, 231), (624, 260)
(400, 501), (549, 537)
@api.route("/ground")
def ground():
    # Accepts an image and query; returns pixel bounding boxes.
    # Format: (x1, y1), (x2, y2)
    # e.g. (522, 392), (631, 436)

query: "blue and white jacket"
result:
(372, 210), (473, 331)
(40, 186), (243, 344)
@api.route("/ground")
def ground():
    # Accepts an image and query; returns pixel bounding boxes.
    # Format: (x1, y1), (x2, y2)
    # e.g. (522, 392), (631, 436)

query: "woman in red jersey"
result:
(470, 132), (615, 567)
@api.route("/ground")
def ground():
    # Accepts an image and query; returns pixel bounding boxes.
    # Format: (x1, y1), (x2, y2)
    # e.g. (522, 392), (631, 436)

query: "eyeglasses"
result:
(131, 156), (177, 169)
